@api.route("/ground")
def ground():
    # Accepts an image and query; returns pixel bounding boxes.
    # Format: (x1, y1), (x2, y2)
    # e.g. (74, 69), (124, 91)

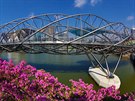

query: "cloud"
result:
(74, 0), (87, 8)
(74, 0), (102, 8)
(29, 12), (35, 17)
(127, 16), (134, 21)
(90, 0), (102, 6)
(132, 26), (135, 29)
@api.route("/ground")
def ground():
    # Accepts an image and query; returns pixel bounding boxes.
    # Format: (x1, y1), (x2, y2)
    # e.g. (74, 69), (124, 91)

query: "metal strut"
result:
(89, 52), (123, 78)
(90, 52), (109, 76)
(80, 45), (96, 67)
(103, 53), (114, 78)
(113, 53), (122, 74)
(85, 52), (95, 67)
(74, 45), (122, 78)
(104, 53), (110, 76)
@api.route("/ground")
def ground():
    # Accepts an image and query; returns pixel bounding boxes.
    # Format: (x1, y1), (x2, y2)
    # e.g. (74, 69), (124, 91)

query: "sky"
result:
(0, 0), (135, 28)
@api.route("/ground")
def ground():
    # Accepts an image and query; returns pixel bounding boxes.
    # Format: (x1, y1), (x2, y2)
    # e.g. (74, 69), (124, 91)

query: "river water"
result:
(0, 52), (135, 94)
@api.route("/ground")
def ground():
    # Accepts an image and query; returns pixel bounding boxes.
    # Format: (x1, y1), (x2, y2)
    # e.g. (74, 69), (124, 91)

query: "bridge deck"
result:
(0, 41), (133, 47)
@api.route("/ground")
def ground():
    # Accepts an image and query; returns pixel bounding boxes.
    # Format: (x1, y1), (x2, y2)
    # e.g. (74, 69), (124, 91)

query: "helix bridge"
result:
(0, 13), (134, 89)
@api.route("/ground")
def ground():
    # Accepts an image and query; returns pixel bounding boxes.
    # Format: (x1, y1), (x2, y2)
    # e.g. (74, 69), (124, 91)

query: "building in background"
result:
(131, 28), (135, 39)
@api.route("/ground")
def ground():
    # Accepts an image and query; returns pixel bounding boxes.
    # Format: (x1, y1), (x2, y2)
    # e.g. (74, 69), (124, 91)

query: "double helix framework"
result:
(0, 13), (134, 77)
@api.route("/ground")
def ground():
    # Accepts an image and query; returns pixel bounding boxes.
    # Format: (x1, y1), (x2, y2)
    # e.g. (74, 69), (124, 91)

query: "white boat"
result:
(88, 67), (121, 89)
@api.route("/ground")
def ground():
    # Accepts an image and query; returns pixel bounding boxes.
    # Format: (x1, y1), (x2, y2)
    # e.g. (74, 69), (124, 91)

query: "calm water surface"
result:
(0, 52), (135, 94)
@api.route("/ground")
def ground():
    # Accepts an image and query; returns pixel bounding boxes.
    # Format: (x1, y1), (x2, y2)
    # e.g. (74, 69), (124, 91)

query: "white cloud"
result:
(132, 26), (135, 29)
(90, 0), (102, 6)
(29, 12), (35, 17)
(127, 16), (134, 21)
(74, 0), (87, 8)
(74, 0), (102, 8)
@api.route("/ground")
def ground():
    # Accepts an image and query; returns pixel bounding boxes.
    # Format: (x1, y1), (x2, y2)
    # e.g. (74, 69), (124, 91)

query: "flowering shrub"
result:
(0, 59), (134, 101)
(70, 79), (122, 101)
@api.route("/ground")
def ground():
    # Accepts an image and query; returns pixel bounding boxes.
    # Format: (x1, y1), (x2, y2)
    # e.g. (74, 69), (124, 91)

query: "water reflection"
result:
(130, 53), (135, 71)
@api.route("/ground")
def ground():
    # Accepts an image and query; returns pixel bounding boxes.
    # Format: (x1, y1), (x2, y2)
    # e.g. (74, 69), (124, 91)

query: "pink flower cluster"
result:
(70, 79), (122, 101)
(0, 59), (134, 101)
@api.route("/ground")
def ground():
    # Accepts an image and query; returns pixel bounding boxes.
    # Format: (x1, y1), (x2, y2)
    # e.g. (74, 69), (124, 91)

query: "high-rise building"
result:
(131, 28), (135, 39)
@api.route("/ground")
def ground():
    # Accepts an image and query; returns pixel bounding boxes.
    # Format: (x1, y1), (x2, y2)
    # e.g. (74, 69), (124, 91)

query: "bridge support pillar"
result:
(86, 52), (122, 89)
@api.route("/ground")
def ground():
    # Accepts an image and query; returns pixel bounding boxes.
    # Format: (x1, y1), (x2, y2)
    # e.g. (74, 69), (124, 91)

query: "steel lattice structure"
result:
(0, 13), (134, 77)
(0, 13), (133, 54)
